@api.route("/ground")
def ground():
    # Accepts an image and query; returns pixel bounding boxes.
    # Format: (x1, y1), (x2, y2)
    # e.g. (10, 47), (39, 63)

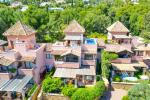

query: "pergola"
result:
(0, 75), (32, 100)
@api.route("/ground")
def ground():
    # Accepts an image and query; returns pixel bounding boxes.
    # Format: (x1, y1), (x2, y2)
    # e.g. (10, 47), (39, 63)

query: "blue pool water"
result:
(85, 38), (97, 45)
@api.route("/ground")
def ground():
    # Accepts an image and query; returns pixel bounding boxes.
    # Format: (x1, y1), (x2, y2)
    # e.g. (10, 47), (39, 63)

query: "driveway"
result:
(101, 89), (127, 100)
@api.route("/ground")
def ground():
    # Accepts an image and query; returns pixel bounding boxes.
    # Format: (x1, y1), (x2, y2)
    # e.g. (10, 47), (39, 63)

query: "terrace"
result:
(18, 60), (35, 77)
(112, 62), (149, 83)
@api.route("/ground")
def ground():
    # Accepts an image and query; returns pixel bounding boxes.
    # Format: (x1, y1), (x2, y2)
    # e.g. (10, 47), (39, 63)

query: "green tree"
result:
(101, 50), (118, 78)
(62, 84), (77, 97)
(42, 77), (62, 93)
(144, 11), (150, 31)
(140, 32), (150, 43)
(128, 83), (150, 100)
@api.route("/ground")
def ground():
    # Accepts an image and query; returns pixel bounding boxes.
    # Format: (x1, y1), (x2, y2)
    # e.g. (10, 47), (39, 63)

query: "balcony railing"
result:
(18, 66), (34, 76)
(55, 62), (80, 68)
(82, 60), (96, 66)
(0, 72), (12, 80)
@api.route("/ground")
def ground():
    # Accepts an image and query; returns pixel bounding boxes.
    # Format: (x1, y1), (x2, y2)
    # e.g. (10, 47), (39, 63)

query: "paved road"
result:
(101, 89), (127, 100)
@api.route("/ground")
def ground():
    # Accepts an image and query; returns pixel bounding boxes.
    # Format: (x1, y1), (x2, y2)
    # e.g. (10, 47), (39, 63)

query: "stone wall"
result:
(42, 93), (70, 100)
(112, 82), (139, 90)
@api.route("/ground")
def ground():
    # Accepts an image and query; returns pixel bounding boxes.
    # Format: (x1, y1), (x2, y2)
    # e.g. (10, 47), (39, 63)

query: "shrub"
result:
(71, 88), (94, 100)
(27, 84), (37, 97)
(93, 81), (105, 97)
(128, 83), (150, 100)
(71, 81), (105, 100)
(101, 50), (118, 78)
(113, 75), (121, 82)
(42, 77), (62, 93)
(62, 84), (77, 97)
(45, 67), (56, 78)
(96, 75), (101, 81)
(8, 68), (17, 73)
(122, 95), (129, 100)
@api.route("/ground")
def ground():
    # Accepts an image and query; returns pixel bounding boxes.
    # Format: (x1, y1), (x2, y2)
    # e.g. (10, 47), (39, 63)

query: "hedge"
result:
(62, 84), (77, 97)
(71, 81), (105, 100)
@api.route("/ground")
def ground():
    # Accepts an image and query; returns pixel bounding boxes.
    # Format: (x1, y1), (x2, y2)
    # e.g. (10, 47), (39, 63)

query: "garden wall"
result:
(112, 82), (139, 90)
(42, 93), (70, 100)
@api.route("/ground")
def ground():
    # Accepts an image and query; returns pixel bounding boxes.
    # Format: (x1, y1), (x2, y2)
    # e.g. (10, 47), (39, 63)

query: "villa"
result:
(0, 19), (149, 99)
(45, 20), (97, 86)
(105, 21), (150, 81)
(0, 21), (46, 99)
(0, 20), (98, 99)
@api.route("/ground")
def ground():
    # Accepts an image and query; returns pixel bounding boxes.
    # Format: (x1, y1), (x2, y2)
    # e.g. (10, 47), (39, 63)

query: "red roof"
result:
(107, 21), (129, 33)
(64, 20), (85, 34)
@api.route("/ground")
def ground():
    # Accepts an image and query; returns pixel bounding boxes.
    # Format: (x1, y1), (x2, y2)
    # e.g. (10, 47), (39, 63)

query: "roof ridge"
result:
(17, 21), (28, 36)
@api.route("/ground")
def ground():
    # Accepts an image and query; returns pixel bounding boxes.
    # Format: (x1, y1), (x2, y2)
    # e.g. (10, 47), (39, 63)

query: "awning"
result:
(116, 49), (133, 53)
(112, 63), (136, 72)
(53, 66), (96, 78)
(0, 76), (32, 93)
(64, 35), (82, 40)
(113, 35), (130, 39)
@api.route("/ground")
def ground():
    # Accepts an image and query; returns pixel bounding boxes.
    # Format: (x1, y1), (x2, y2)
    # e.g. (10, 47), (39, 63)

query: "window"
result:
(25, 62), (33, 69)
(54, 55), (63, 61)
(84, 54), (93, 60)
(138, 51), (143, 56)
(66, 54), (78, 62)
(46, 54), (52, 59)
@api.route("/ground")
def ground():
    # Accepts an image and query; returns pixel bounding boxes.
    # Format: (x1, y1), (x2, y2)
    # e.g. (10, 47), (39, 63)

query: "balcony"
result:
(131, 56), (143, 62)
(55, 62), (80, 69)
(111, 58), (132, 64)
(0, 72), (12, 80)
(82, 60), (96, 66)
(18, 66), (34, 77)
(0, 68), (17, 80)
(82, 44), (97, 54)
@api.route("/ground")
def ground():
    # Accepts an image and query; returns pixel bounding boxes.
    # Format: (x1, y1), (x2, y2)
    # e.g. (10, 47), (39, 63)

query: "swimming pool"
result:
(85, 38), (97, 45)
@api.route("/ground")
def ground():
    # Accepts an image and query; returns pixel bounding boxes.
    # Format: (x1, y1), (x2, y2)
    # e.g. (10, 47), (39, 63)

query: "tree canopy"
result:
(128, 83), (150, 100)
(0, 0), (150, 42)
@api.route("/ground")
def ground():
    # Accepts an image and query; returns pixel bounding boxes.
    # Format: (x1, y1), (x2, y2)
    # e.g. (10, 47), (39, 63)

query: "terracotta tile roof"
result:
(45, 43), (52, 51)
(51, 50), (67, 55)
(135, 44), (150, 51)
(0, 40), (7, 46)
(107, 21), (129, 33)
(64, 20), (85, 34)
(111, 58), (131, 64)
(112, 63), (136, 72)
(0, 56), (15, 66)
(97, 39), (105, 47)
(61, 49), (81, 56)
(105, 44), (132, 53)
(131, 36), (144, 47)
(3, 21), (36, 36)
(19, 56), (35, 62)
(112, 61), (148, 72)
(53, 66), (96, 78)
